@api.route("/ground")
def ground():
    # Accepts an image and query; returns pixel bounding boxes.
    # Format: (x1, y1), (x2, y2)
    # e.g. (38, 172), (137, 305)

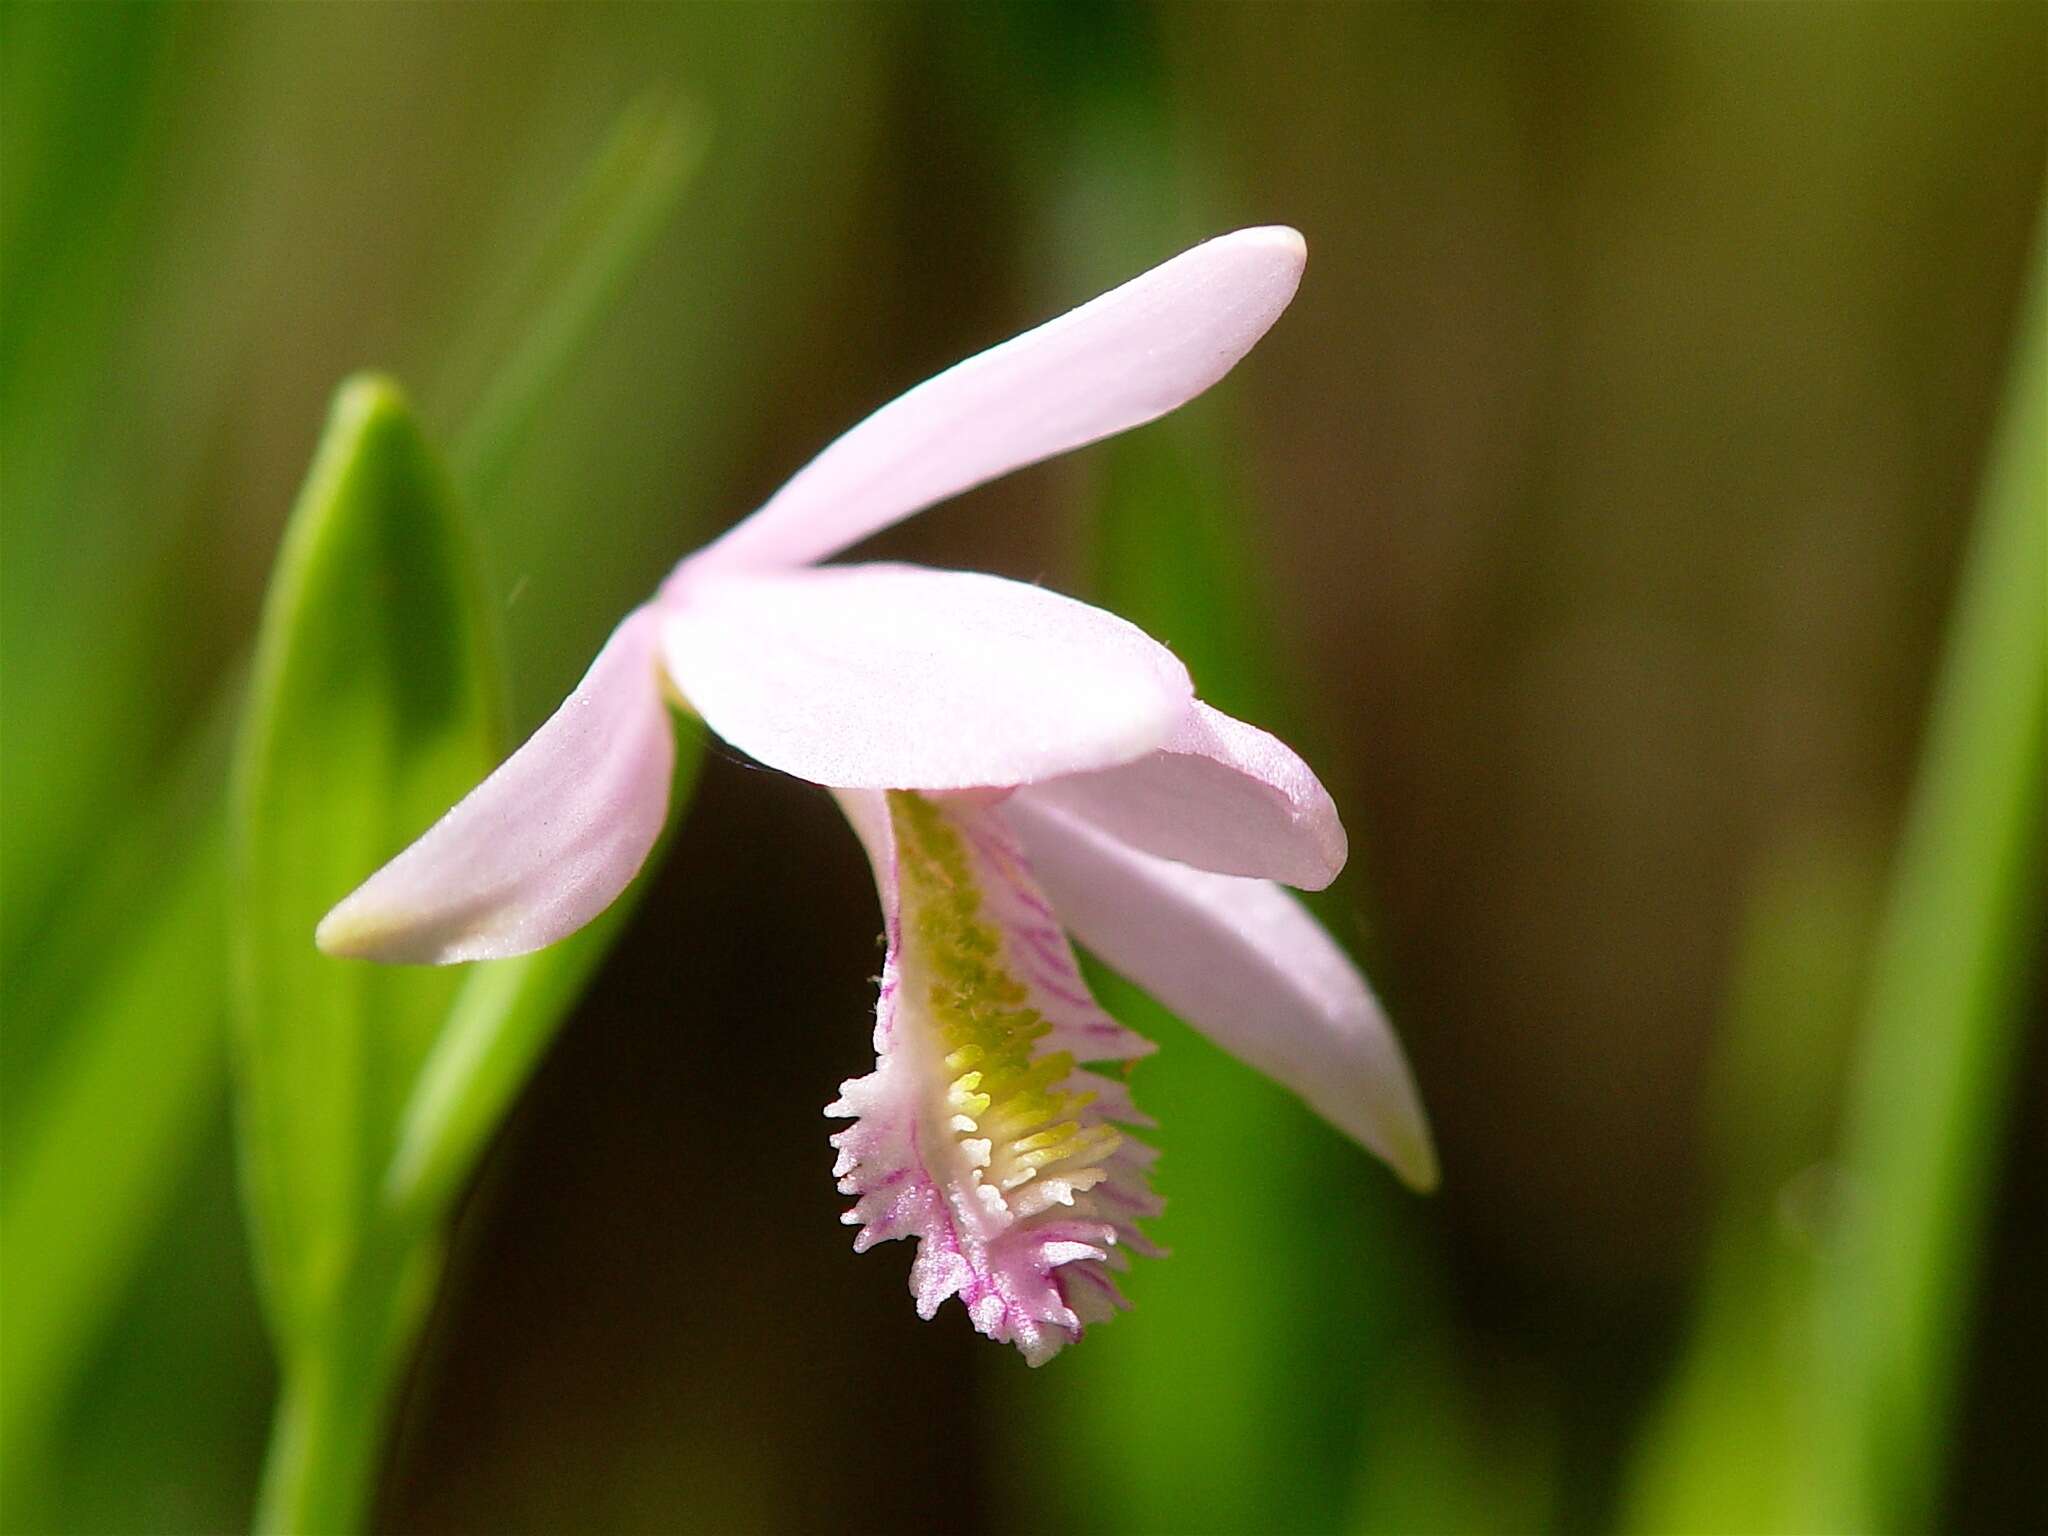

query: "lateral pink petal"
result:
(673, 227), (1307, 579)
(1006, 798), (1438, 1191)
(1019, 701), (1347, 889)
(315, 606), (675, 964)
(660, 564), (1192, 791)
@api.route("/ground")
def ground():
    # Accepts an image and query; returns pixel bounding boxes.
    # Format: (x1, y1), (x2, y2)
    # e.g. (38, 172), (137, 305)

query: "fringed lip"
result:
(828, 791), (1158, 1365)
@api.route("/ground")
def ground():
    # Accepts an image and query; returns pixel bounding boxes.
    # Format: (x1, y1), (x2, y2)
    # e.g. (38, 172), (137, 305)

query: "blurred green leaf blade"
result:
(1812, 201), (2048, 1532)
(0, 0), (180, 973)
(1620, 833), (1878, 1535)
(442, 93), (706, 501)
(229, 374), (505, 1343)
(0, 810), (228, 1516)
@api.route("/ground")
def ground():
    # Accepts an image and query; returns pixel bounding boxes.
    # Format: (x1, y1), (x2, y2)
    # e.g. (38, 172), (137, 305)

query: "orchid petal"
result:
(316, 606), (674, 964)
(1006, 798), (1437, 1191)
(1022, 702), (1346, 889)
(660, 564), (1193, 791)
(828, 790), (1155, 1364)
(673, 226), (1307, 580)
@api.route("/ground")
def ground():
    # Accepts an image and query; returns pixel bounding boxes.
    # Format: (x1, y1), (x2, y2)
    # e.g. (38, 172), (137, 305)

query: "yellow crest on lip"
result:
(888, 792), (1122, 1208)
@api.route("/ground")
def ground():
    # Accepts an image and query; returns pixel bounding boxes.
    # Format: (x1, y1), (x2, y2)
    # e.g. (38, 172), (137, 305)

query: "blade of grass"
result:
(441, 94), (705, 502)
(1810, 202), (2048, 1531)
(18, 1117), (271, 1536)
(0, 811), (228, 1516)
(0, 663), (242, 1520)
(1619, 833), (1877, 1534)
(0, 0), (179, 970)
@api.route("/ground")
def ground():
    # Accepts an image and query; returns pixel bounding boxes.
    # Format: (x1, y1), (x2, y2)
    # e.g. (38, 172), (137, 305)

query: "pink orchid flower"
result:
(318, 227), (1435, 1364)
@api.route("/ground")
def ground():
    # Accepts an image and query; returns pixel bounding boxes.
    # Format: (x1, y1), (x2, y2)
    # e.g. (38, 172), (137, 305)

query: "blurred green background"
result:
(3, 3), (2042, 1533)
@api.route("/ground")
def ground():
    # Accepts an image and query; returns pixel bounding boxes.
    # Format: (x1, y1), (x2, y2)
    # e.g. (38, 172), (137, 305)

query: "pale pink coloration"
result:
(659, 565), (1193, 791)
(672, 225), (1314, 581)
(318, 226), (1436, 1361)
(316, 606), (674, 964)
(1005, 795), (1436, 1190)
(1020, 700), (1348, 891)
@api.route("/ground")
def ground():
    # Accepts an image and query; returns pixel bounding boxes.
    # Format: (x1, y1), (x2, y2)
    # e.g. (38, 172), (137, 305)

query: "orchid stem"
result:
(256, 1352), (382, 1536)
(254, 1247), (438, 1536)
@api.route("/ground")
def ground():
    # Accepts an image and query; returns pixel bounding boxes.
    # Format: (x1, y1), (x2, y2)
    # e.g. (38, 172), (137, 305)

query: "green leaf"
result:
(1810, 201), (2048, 1533)
(18, 1117), (272, 1536)
(0, 0), (180, 983)
(0, 670), (244, 1522)
(1619, 834), (1878, 1535)
(229, 375), (504, 1347)
(0, 810), (228, 1516)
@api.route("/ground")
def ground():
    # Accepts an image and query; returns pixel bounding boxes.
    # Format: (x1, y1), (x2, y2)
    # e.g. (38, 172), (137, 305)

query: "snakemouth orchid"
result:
(318, 226), (1435, 1365)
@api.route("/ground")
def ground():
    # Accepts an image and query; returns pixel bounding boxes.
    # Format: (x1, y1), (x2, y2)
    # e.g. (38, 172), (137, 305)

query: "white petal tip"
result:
(313, 888), (515, 965)
(1356, 1070), (1438, 1193)
(313, 904), (374, 959)
(1389, 1124), (1440, 1195)
(313, 900), (444, 965)
(1241, 224), (1307, 263)
(1291, 839), (1347, 893)
(1370, 1057), (1439, 1192)
(1314, 820), (1349, 888)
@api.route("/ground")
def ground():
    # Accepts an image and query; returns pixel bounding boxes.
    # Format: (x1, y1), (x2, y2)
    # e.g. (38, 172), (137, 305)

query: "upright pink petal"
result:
(659, 564), (1193, 791)
(671, 227), (1307, 581)
(316, 607), (675, 964)
(827, 789), (1157, 1365)
(1006, 797), (1437, 1191)
(1021, 701), (1347, 889)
